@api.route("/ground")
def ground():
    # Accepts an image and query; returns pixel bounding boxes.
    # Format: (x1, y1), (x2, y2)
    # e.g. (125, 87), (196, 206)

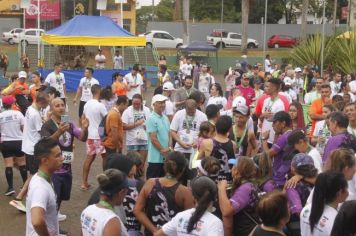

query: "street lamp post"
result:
(220, 0), (224, 48)
(37, 0), (41, 67)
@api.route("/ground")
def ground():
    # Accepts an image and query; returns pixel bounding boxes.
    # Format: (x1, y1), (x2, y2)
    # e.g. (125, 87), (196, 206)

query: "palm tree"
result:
(174, 0), (182, 20)
(301, 0), (309, 40)
(241, 0), (250, 53)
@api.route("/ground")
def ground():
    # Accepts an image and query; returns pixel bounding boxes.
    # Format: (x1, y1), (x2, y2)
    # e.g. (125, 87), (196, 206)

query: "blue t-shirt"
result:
(146, 111), (170, 163)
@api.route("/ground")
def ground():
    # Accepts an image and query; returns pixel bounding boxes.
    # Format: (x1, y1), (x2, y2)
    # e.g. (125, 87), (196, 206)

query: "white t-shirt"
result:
(164, 99), (175, 117)
(180, 63), (193, 77)
(300, 204), (337, 236)
(95, 54), (106, 68)
(124, 73), (143, 99)
(279, 91), (292, 104)
(347, 174), (356, 201)
(83, 99), (107, 139)
(122, 105), (151, 146)
(349, 80), (356, 92)
(0, 110), (25, 141)
(170, 109), (208, 153)
(330, 81), (342, 96)
(113, 55), (123, 69)
(348, 125), (356, 137)
(26, 174), (58, 236)
(312, 120), (331, 157)
(162, 208), (223, 236)
(307, 148), (322, 173)
(22, 106), (43, 155)
(44, 72), (66, 98)
(79, 77), (99, 102)
(81, 204), (128, 236)
(261, 97), (286, 144)
(264, 59), (271, 72)
(207, 96), (227, 111)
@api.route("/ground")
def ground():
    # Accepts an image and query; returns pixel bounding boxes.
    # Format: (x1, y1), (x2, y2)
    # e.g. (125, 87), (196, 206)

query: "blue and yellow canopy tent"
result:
(38, 15), (146, 91)
(41, 15), (145, 46)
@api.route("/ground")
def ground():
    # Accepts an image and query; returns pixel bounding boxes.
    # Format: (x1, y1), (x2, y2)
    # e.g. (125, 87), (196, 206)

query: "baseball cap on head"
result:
(163, 82), (175, 91)
(232, 96), (247, 108)
(2, 95), (15, 105)
(233, 104), (249, 116)
(295, 67), (302, 73)
(291, 153), (315, 168)
(151, 94), (168, 105)
(18, 71), (27, 79)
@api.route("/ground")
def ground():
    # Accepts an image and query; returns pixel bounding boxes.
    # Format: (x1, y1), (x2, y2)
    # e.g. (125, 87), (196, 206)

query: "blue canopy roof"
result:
(46, 15), (133, 37)
(41, 15), (146, 46)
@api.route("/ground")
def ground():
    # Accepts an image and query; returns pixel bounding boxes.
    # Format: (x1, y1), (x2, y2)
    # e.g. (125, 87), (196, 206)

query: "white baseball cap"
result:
(151, 94), (168, 105)
(18, 71), (27, 78)
(163, 82), (175, 91)
(295, 67), (302, 72)
(232, 96), (247, 108)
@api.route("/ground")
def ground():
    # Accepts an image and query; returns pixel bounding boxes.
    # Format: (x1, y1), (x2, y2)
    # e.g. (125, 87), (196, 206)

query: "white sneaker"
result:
(58, 212), (67, 222)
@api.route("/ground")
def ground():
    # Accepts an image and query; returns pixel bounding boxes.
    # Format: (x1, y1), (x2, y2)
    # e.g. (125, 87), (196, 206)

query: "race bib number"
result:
(62, 151), (74, 164)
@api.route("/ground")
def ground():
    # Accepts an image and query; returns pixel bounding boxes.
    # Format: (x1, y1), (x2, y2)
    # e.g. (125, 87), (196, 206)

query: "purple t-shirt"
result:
(286, 181), (313, 215)
(272, 131), (292, 186)
(229, 182), (257, 214)
(323, 132), (347, 163)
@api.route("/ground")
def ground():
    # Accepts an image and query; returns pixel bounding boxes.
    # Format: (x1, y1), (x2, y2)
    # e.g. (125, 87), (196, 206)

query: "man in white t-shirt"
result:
(330, 72), (342, 97)
(73, 67), (99, 119)
(82, 84), (107, 190)
(44, 62), (66, 101)
(180, 57), (193, 80)
(95, 49), (106, 69)
(345, 103), (356, 138)
(264, 54), (272, 73)
(349, 77), (356, 95)
(124, 64), (143, 103)
(194, 64), (215, 101)
(113, 50), (124, 69)
(122, 93), (151, 166)
(170, 99), (207, 160)
(162, 81), (175, 122)
(261, 78), (287, 144)
(26, 138), (63, 236)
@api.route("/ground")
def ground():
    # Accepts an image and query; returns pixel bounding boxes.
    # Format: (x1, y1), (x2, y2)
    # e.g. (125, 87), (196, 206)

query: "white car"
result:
(2, 28), (24, 45)
(207, 30), (259, 48)
(13, 28), (45, 46)
(139, 30), (183, 48)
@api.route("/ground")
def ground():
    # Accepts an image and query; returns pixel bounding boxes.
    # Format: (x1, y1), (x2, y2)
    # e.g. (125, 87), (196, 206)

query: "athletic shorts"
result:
(26, 154), (39, 175)
(86, 139), (106, 156)
(127, 145), (148, 151)
(1, 140), (24, 158)
(52, 173), (72, 201)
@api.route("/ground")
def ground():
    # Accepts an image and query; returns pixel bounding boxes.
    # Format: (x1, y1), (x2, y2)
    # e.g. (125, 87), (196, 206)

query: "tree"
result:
(247, 0), (285, 23)
(190, 0), (239, 22)
(332, 0), (337, 32)
(241, 0), (249, 53)
(301, 0), (309, 39)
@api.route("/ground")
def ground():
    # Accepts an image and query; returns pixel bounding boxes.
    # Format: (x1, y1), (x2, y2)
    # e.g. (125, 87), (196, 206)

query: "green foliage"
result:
(190, 0), (239, 22)
(289, 32), (356, 74)
(247, 0), (285, 23)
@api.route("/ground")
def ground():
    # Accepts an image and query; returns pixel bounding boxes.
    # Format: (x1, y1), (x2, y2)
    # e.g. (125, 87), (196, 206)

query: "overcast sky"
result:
(137, 0), (161, 7)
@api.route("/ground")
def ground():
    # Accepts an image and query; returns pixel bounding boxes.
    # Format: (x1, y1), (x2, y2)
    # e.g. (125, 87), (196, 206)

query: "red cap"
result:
(2, 96), (15, 105)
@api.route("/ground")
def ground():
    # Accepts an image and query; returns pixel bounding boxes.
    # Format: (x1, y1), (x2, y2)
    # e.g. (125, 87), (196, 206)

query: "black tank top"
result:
(211, 138), (235, 183)
(145, 178), (182, 236)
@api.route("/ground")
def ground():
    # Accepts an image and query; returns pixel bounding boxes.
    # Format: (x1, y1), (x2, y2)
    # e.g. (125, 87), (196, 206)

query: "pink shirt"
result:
(237, 85), (255, 106)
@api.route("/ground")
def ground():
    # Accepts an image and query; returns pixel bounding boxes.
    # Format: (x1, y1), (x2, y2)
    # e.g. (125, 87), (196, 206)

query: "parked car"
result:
(13, 28), (45, 46)
(2, 28), (24, 45)
(139, 30), (183, 48)
(267, 34), (297, 48)
(207, 30), (259, 48)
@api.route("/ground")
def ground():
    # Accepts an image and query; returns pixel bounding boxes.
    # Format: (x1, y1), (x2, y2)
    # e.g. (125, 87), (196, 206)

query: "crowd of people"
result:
(0, 53), (356, 236)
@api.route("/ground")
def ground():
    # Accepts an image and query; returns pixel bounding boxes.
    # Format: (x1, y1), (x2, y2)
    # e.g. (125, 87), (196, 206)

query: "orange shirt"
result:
(11, 81), (29, 96)
(310, 98), (331, 136)
(103, 108), (123, 150)
(113, 81), (127, 96)
(30, 85), (40, 103)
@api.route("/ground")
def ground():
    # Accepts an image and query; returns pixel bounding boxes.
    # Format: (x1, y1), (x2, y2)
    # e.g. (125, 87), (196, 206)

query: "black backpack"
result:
(98, 114), (108, 141)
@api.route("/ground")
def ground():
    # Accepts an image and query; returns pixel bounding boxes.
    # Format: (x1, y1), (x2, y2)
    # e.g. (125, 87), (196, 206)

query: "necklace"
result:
(98, 200), (114, 211)
(165, 175), (176, 180)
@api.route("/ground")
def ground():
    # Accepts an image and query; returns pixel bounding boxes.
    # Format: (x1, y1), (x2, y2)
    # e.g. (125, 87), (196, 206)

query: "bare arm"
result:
(31, 207), (51, 236)
(74, 86), (82, 104)
(123, 119), (144, 130)
(134, 180), (158, 234)
(102, 218), (121, 236)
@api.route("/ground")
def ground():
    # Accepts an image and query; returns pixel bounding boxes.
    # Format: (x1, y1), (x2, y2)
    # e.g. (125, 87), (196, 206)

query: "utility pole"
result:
(182, 0), (190, 44)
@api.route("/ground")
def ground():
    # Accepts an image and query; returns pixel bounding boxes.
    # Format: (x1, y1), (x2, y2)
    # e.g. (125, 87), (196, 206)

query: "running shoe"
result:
(9, 200), (26, 213)
(59, 228), (68, 236)
(4, 188), (15, 196)
(58, 211), (67, 222)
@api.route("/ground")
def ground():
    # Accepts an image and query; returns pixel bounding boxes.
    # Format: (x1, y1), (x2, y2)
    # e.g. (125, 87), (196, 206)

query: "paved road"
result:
(0, 75), (224, 235)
